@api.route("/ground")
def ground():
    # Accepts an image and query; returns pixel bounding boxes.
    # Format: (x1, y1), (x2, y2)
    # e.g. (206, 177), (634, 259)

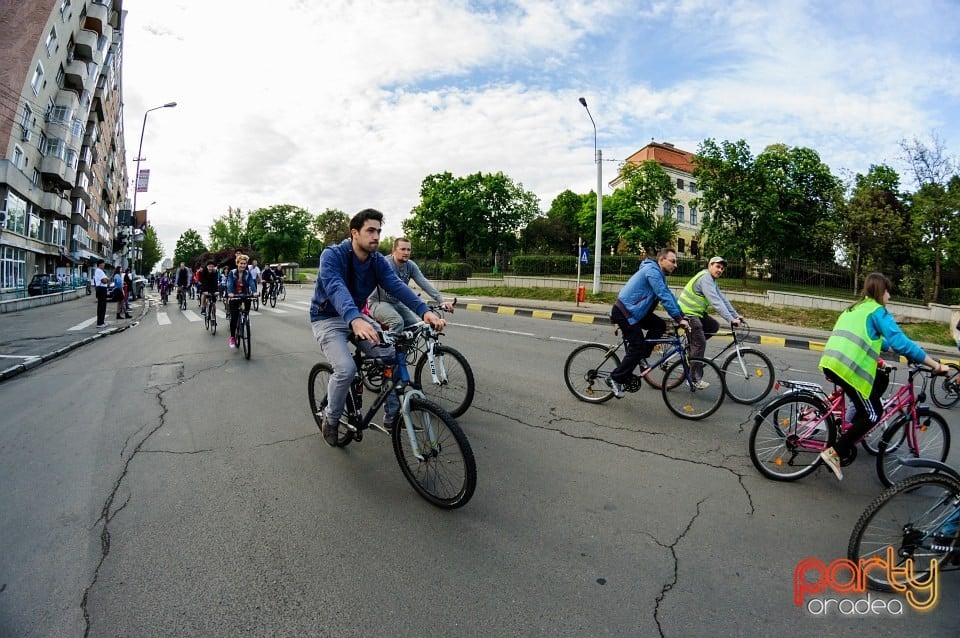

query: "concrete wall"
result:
(0, 288), (86, 313)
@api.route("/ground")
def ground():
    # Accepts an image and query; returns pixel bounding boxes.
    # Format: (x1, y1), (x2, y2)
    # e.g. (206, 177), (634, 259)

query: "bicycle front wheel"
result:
(661, 357), (725, 419)
(241, 317), (251, 360)
(930, 362), (960, 408)
(876, 412), (951, 486)
(392, 397), (476, 508)
(641, 342), (682, 390)
(204, 309), (210, 331)
(749, 394), (836, 481)
(563, 343), (621, 403)
(848, 472), (960, 592)
(721, 348), (774, 404)
(413, 344), (475, 418)
(307, 363), (355, 448)
(269, 291), (277, 308)
(279, 285), (286, 301)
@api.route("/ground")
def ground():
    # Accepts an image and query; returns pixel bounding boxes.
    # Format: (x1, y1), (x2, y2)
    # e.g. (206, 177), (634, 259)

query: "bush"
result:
(420, 261), (472, 280)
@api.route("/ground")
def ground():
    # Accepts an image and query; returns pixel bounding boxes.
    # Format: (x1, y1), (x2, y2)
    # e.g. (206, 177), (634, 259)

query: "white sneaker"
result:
(605, 377), (625, 399)
(819, 448), (844, 481)
(693, 379), (710, 390)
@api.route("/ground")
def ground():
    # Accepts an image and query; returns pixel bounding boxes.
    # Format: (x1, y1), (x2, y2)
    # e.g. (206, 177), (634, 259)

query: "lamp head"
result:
(163, 102), (177, 108)
(578, 97), (587, 107)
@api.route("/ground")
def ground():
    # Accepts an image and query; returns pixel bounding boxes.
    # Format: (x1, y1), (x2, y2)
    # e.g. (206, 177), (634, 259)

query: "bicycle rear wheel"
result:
(279, 285), (286, 301)
(563, 343), (621, 403)
(661, 357), (725, 419)
(848, 473), (960, 592)
(721, 348), (774, 404)
(269, 290), (277, 308)
(414, 344), (475, 418)
(930, 362), (960, 408)
(876, 412), (951, 487)
(241, 316), (251, 360)
(641, 343), (682, 390)
(392, 396), (476, 509)
(307, 363), (355, 447)
(749, 394), (837, 481)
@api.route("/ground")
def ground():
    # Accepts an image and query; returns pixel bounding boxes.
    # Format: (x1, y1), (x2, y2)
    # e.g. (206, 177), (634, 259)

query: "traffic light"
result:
(113, 234), (125, 252)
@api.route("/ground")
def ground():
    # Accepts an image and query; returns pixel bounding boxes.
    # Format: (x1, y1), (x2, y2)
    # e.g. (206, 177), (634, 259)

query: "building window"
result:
(28, 210), (42, 240)
(690, 206), (698, 226)
(676, 204), (685, 224)
(691, 240), (699, 256)
(678, 238), (686, 254)
(43, 138), (67, 160)
(663, 201), (672, 220)
(45, 26), (58, 55)
(4, 192), (28, 236)
(30, 63), (44, 95)
(676, 178), (685, 190)
(1, 246), (27, 290)
(688, 181), (696, 193)
(52, 220), (66, 247)
(60, 0), (72, 20)
(12, 146), (25, 170)
(32, 169), (41, 186)
(55, 65), (65, 88)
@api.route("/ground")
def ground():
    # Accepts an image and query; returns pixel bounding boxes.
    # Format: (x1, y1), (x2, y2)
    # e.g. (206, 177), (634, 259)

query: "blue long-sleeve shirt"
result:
(310, 239), (430, 325)
(615, 258), (684, 324)
(867, 305), (928, 363)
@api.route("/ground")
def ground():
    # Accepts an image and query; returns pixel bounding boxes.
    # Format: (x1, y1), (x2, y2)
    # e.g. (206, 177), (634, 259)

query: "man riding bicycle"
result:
(310, 209), (445, 446)
(367, 237), (453, 336)
(198, 260), (220, 316)
(174, 262), (191, 298)
(261, 264), (278, 301)
(607, 247), (690, 398)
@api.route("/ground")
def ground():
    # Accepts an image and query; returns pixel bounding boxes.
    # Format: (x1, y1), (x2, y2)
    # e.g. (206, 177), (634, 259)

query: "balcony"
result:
(40, 191), (72, 220)
(71, 211), (89, 230)
(40, 155), (76, 191)
(54, 88), (81, 112)
(85, 2), (110, 34)
(63, 58), (89, 91)
(71, 184), (92, 206)
(73, 30), (102, 65)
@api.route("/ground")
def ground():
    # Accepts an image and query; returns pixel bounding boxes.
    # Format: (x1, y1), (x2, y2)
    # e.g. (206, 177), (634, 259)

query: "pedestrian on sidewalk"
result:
(93, 259), (110, 328)
(113, 266), (131, 320)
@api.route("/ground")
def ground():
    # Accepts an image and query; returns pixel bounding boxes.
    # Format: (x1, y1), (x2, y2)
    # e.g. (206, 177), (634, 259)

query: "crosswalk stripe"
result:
(157, 312), (171, 325)
(68, 317), (97, 331)
(278, 302), (304, 310)
(183, 309), (202, 322)
(260, 307), (288, 314)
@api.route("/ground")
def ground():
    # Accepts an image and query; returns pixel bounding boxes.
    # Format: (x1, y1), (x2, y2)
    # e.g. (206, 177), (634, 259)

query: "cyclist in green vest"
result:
(677, 256), (743, 388)
(817, 272), (948, 480)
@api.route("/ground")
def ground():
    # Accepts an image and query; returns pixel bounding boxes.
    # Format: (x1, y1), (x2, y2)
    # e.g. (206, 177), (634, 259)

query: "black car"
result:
(27, 273), (64, 296)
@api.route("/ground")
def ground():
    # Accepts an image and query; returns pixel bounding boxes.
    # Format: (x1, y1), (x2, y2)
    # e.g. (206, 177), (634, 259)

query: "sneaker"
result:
(638, 358), (651, 377)
(819, 447), (844, 480)
(124, 313), (132, 319)
(229, 337), (236, 348)
(96, 323), (108, 328)
(321, 413), (339, 446)
(693, 379), (710, 390)
(201, 308), (206, 316)
(606, 376), (625, 399)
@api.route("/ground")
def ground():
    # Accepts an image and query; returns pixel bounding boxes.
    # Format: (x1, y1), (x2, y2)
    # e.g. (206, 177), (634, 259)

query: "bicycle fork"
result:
(424, 341), (448, 386)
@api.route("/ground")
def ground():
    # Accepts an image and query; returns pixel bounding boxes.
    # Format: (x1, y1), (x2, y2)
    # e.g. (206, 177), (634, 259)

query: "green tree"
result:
(604, 160), (678, 253)
(911, 181), (956, 301)
(247, 204), (312, 263)
(314, 208), (350, 247)
(403, 172), (458, 259)
(173, 229), (207, 267)
(208, 207), (249, 251)
(140, 223), (163, 274)
(521, 189), (582, 254)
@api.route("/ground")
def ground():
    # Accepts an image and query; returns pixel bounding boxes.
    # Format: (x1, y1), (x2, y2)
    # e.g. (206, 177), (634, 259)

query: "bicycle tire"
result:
(204, 308), (210, 331)
(241, 316), (251, 360)
(361, 359), (385, 392)
(930, 362), (960, 409)
(253, 295), (259, 311)
(749, 393), (837, 481)
(641, 343), (682, 390)
(269, 291), (277, 308)
(563, 343), (621, 403)
(660, 357), (725, 419)
(307, 363), (355, 448)
(876, 412), (951, 487)
(413, 344), (475, 418)
(279, 285), (286, 301)
(721, 348), (775, 404)
(848, 472), (960, 592)
(392, 396), (476, 509)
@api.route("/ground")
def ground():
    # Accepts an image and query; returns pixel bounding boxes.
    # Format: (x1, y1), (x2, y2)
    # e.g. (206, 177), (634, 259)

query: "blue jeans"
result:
(312, 316), (399, 424)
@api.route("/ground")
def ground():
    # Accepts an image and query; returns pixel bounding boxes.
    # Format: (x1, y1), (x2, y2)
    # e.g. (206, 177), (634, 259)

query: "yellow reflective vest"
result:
(677, 269), (711, 316)
(818, 299), (882, 397)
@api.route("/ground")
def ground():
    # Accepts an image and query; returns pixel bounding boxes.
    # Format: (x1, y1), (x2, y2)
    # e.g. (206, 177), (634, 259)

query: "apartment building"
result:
(0, 0), (127, 294)
(614, 141), (705, 257)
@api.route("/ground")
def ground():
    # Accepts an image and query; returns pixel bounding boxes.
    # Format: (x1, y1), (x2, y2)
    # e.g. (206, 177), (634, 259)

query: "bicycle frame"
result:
(346, 344), (439, 461)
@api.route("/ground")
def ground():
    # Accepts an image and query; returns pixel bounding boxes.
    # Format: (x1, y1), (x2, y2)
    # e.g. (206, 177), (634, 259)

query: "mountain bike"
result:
(307, 334), (477, 509)
(204, 292), (218, 336)
(563, 325), (727, 420)
(848, 457), (960, 592)
(749, 364), (950, 485)
(160, 286), (169, 305)
(230, 293), (253, 360)
(930, 361), (960, 408)
(177, 286), (187, 311)
(644, 322), (774, 404)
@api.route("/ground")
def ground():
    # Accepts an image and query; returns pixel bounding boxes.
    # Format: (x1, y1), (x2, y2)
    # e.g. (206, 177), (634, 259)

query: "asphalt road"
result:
(0, 288), (956, 637)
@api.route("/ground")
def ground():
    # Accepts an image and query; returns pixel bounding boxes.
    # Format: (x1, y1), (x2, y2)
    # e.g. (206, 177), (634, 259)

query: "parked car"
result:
(27, 273), (63, 296)
(131, 275), (147, 299)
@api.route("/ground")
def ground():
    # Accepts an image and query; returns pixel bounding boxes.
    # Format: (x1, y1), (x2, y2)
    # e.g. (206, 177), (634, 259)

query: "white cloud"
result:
(120, 0), (960, 258)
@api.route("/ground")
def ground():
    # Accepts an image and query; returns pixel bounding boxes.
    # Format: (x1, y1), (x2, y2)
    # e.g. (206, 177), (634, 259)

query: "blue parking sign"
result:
(579, 247), (589, 264)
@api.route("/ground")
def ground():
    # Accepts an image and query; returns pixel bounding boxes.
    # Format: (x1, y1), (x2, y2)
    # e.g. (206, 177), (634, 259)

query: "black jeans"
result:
(95, 286), (108, 325)
(610, 304), (666, 383)
(823, 368), (884, 457)
(229, 297), (252, 337)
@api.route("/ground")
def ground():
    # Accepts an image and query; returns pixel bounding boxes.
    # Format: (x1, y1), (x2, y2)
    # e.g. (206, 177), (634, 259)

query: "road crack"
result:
(650, 498), (706, 638)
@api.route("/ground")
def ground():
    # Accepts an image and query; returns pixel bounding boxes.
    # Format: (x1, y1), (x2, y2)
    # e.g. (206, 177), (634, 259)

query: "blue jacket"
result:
(310, 239), (430, 325)
(615, 258), (684, 324)
(226, 268), (255, 296)
(865, 304), (928, 364)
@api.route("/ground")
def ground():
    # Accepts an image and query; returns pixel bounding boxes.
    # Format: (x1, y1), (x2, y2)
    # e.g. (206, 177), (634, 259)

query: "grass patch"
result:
(444, 286), (956, 347)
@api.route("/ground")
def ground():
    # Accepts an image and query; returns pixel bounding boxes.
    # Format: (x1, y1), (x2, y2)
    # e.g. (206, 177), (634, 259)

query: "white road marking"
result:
(68, 317), (97, 331)
(157, 312), (171, 325)
(260, 307), (288, 314)
(182, 309), (202, 322)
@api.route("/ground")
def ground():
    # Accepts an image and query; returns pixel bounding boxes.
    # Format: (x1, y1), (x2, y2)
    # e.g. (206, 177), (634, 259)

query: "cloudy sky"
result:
(119, 0), (960, 259)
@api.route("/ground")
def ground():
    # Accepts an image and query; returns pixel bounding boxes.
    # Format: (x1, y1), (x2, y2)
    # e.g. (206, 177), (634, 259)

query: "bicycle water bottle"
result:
(352, 376), (363, 409)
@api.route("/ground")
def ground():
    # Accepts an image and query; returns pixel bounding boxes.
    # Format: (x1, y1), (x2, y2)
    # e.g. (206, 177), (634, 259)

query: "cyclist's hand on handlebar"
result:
(440, 301), (455, 313)
(731, 318), (743, 327)
(351, 317), (381, 344)
(423, 310), (446, 332)
(677, 318), (690, 330)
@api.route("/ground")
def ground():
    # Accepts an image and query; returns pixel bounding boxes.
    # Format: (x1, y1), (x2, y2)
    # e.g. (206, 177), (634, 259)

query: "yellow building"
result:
(612, 141), (704, 257)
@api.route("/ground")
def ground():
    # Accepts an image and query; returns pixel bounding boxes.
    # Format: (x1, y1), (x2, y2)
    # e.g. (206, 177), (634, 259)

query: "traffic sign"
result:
(579, 247), (589, 264)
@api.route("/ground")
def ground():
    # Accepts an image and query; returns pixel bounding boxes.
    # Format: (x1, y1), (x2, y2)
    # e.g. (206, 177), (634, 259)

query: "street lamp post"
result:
(578, 97), (602, 294)
(131, 102), (176, 271)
